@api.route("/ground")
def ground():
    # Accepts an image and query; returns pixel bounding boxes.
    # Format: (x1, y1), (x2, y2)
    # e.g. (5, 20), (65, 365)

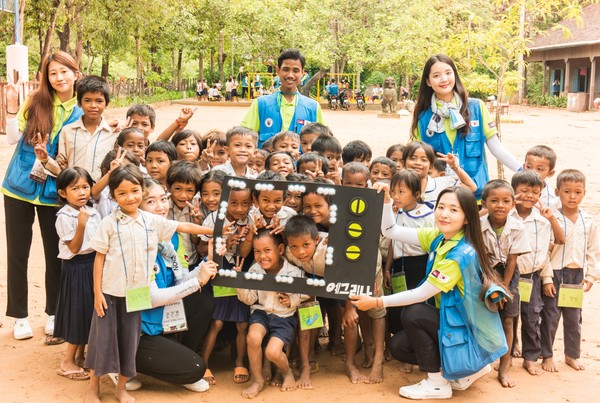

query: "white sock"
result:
(427, 372), (449, 386)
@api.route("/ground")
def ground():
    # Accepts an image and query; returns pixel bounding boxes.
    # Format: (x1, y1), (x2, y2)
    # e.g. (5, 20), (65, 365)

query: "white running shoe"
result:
(399, 378), (452, 400)
(14, 318), (33, 340)
(45, 315), (55, 336)
(183, 378), (210, 392)
(108, 373), (143, 391)
(450, 364), (492, 391)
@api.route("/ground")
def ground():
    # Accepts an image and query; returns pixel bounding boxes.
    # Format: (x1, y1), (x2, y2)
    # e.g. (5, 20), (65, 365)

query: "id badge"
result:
(298, 301), (324, 331)
(213, 285), (238, 298)
(392, 271), (407, 294)
(125, 286), (152, 312)
(558, 284), (584, 308)
(162, 299), (188, 334)
(29, 159), (48, 183)
(519, 278), (533, 303)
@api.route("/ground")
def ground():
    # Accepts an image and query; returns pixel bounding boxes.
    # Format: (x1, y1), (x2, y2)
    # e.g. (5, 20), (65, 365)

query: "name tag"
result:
(298, 301), (323, 331)
(558, 284), (583, 308)
(519, 278), (533, 303)
(213, 285), (238, 298)
(392, 271), (407, 294)
(126, 286), (152, 312)
(162, 300), (188, 334)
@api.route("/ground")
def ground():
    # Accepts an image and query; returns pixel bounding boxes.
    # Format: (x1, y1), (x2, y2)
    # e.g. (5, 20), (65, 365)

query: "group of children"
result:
(36, 72), (598, 402)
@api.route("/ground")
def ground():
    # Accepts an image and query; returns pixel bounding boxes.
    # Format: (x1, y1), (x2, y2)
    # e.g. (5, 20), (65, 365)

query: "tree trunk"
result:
(101, 53), (109, 78)
(74, 14), (84, 67)
(300, 68), (329, 97)
(39, 0), (62, 71)
(56, 21), (71, 54)
(198, 53), (204, 81)
(495, 82), (505, 180)
(18, 0), (26, 43)
(136, 34), (144, 95)
(177, 49), (183, 91)
(210, 49), (215, 83)
(218, 30), (225, 82)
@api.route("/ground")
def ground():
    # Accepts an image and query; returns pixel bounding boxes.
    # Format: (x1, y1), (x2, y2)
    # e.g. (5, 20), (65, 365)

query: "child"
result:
(271, 131), (301, 160)
(351, 186), (507, 399)
(145, 140), (178, 188)
(200, 186), (254, 386)
(523, 145), (560, 210)
(93, 148), (139, 218)
(369, 157), (397, 185)
(510, 171), (562, 376)
(430, 157), (447, 178)
(86, 164), (212, 403)
(171, 129), (204, 166)
(296, 152), (329, 179)
(342, 140), (372, 166)
(115, 127), (147, 166)
(126, 104), (156, 139)
(341, 162), (369, 188)
(311, 134), (343, 184)
(212, 126), (258, 178)
(196, 170), (226, 259)
(299, 123), (332, 154)
(265, 151), (295, 177)
(249, 148), (268, 175)
(155, 107), (196, 143)
(410, 54), (522, 199)
(283, 173), (308, 213)
(166, 160), (204, 268)
(54, 167), (101, 381)
(34, 75), (115, 182)
(250, 171), (297, 234)
(402, 141), (476, 206)
(480, 180), (531, 388)
(386, 144), (404, 169)
(237, 229), (308, 398)
(201, 129), (228, 167)
(541, 169), (600, 372)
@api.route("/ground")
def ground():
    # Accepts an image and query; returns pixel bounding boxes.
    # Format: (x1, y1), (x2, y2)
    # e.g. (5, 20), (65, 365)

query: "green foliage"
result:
(462, 72), (497, 99)
(528, 94), (567, 108)
(109, 89), (195, 108)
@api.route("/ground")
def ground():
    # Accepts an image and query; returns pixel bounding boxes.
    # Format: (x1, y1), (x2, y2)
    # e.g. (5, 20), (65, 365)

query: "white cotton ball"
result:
(307, 278), (314, 286)
(251, 272), (259, 280)
(220, 201), (228, 208)
(218, 269), (225, 276)
(284, 276), (292, 284)
(276, 275), (282, 283)
(325, 258), (333, 266)
(330, 204), (338, 212)
(327, 246), (334, 254)
(257, 273), (264, 281)
(230, 270), (237, 278)
(330, 211), (337, 218)
(329, 217), (337, 224)
(244, 272), (252, 280)
(299, 185), (306, 193)
(319, 279), (326, 287)
(218, 213), (226, 220)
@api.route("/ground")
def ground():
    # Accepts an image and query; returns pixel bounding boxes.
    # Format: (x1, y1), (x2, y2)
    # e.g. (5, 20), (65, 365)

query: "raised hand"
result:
(305, 158), (324, 179)
(6, 70), (22, 112)
(198, 259), (218, 286)
(200, 139), (216, 165)
(233, 255), (245, 272)
(186, 199), (203, 224)
(277, 292), (291, 308)
(178, 107), (197, 124)
(268, 214), (284, 234)
(33, 133), (50, 161)
(78, 206), (90, 226)
(109, 147), (128, 172)
(436, 151), (459, 170)
(372, 181), (391, 204)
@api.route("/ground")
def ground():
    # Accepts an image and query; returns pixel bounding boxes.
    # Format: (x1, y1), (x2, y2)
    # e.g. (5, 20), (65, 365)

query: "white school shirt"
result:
(539, 181), (561, 211)
(547, 209), (600, 284)
(423, 175), (456, 206)
(212, 161), (257, 179)
(95, 187), (118, 218)
(55, 205), (101, 259)
(480, 214), (531, 268)
(392, 203), (435, 259)
(57, 117), (117, 181)
(510, 209), (553, 277)
(284, 236), (328, 278)
(249, 205), (297, 228)
(237, 259), (308, 318)
(200, 211), (253, 264)
(90, 209), (178, 297)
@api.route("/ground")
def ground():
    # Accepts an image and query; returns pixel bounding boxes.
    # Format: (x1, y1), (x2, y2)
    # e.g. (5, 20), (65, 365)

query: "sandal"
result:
(203, 368), (216, 385)
(57, 368), (90, 381)
(44, 335), (65, 345)
(233, 366), (249, 384)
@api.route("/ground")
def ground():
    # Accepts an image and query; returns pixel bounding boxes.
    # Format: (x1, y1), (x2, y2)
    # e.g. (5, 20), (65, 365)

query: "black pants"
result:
(180, 289), (215, 352)
(388, 255), (429, 334)
(136, 333), (207, 385)
(4, 195), (61, 318)
(388, 303), (440, 373)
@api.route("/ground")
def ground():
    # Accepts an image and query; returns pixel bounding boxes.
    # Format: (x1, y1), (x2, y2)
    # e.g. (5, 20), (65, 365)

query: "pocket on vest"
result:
(4, 150), (37, 196)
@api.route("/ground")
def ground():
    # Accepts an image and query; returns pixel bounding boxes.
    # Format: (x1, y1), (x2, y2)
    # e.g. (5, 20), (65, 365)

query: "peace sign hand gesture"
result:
(233, 255), (245, 272)
(33, 133), (50, 161)
(6, 70), (22, 112)
(305, 157), (324, 179)
(186, 199), (204, 224)
(436, 152), (459, 170)
(109, 147), (128, 172)
(200, 139), (216, 165)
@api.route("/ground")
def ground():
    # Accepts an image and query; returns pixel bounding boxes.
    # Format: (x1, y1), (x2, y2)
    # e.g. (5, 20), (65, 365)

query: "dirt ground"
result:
(1, 102), (599, 402)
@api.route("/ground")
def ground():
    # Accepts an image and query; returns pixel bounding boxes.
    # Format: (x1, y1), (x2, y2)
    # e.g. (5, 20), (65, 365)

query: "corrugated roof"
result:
(530, 3), (600, 51)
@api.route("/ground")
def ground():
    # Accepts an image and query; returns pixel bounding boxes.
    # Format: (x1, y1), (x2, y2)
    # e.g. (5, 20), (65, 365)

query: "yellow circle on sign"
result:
(345, 244), (361, 261)
(347, 222), (364, 239)
(349, 197), (367, 216)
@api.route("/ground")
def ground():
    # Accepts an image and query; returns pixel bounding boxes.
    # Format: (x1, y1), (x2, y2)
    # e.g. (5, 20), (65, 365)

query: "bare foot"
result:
(542, 357), (559, 372)
(270, 370), (283, 387)
(280, 371), (297, 392)
(345, 362), (366, 384)
(398, 361), (413, 374)
(241, 381), (264, 399)
(84, 389), (101, 403)
(565, 356), (585, 371)
(362, 345), (374, 368)
(115, 388), (136, 403)
(262, 364), (272, 383)
(366, 362), (383, 384)
(522, 360), (543, 375)
(329, 341), (345, 356)
(498, 365), (516, 388)
(493, 359), (512, 371)
(296, 365), (313, 390)
(384, 347), (393, 362)
(512, 346), (522, 358)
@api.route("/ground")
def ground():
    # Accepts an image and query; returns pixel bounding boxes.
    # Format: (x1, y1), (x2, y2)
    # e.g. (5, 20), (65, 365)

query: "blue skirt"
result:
(53, 253), (95, 345)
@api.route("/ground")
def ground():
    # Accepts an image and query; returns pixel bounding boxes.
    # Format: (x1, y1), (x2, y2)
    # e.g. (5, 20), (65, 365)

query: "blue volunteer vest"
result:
(141, 252), (174, 336)
(257, 92), (319, 147)
(418, 99), (488, 199)
(2, 106), (83, 205)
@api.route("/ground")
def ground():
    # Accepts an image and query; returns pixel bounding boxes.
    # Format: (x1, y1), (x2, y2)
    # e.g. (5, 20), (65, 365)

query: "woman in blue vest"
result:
(3, 51), (83, 342)
(351, 186), (508, 400)
(410, 54), (521, 200)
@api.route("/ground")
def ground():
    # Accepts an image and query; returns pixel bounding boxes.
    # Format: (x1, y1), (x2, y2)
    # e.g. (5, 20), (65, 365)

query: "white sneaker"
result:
(399, 378), (452, 400)
(450, 364), (491, 391)
(183, 378), (210, 392)
(14, 318), (33, 340)
(108, 373), (143, 391)
(45, 315), (55, 336)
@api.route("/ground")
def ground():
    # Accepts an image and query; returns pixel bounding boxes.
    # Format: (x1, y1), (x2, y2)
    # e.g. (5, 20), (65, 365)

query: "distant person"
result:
(552, 79), (560, 97)
(594, 97), (600, 110)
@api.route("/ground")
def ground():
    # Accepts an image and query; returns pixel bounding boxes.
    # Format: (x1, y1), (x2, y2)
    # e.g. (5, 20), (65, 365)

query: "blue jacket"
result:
(418, 99), (488, 199)
(2, 106), (83, 205)
(257, 92), (319, 147)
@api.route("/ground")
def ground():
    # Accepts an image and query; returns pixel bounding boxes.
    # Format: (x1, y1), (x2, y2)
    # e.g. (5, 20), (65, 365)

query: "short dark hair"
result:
(390, 169), (422, 201)
(254, 148), (270, 159)
(284, 215), (318, 240)
(432, 157), (447, 174)
(202, 129), (227, 148)
(311, 134), (342, 156)
(297, 152), (329, 176)
(370, 157), (397, 175)
(481, 179), (514, 201)
(226, 126), (258, 147)
(265, 151), (294, 171)
(386, 144), (405, 159)
(254, 228), (285, 249)
(115, 127), (145, 147)
(342, 161), (370, 181)
(146, 140), (178, 161)
(342, 140), (372, 165)
(402, 141), (435, 167)
(166, 160), (203, 189)
(299, 122), (333, 138)
(278, 48), (305, 69)
(76, 75), (110, 106)
(525, 145), (557, 171)
(171, 130), (203, 159)
(56, 167), (94, 204)
(556, 169), (586, 189)
(126, 104), (156, 127)
(100, 148), (139, 176)
(272, 131), (300, 149)
(109, 164), (144, 198)
(511, 170), (543, 191)
(286, 172), (309, 182)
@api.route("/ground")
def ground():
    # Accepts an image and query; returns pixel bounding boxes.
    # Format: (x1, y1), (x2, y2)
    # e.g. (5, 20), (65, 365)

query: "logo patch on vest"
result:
(297, 119), (310, 126)
(470, 120), (480, 127)
(431, 269), (449, 283)
(488, 122), (496, 129)
(265, 118), (273, 128)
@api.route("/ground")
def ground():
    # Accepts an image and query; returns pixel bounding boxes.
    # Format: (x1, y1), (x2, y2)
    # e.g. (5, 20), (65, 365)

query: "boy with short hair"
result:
(480, 179), (531, 388)
(271, 131), (301, 160)
(342, 140), (372, 166)
(126, 104), (156, 139)
(311, 134), (343, 184)
(212, 126), (258, 178)
(523, 145), (560, 210)
(299, 123), (333, 154)
(541, 169), (600, 372)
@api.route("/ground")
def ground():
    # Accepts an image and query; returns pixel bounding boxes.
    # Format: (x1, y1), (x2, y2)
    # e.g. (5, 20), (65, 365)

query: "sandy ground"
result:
(1, 102), (599, 402)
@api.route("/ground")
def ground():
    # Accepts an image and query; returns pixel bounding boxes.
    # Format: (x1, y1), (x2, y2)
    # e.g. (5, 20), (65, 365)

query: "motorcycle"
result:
(340, 90), (350, 111)
(355, 90), (366, 111)
(329, 95), (338, 110)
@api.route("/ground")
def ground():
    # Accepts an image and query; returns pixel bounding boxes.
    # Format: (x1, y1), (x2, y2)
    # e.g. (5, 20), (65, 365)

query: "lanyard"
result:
(73, 127), (103, 173)
(116, 210), (150, 283)
(560, 210), (586, 282)
(531, 220), (538, 271)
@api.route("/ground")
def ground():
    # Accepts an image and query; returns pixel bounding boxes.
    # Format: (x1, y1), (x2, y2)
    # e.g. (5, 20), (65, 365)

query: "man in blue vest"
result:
(241, 49), (324, 147)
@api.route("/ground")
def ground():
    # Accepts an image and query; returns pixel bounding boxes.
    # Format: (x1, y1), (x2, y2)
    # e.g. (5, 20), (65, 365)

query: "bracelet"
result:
(176, 119), (187, 129)
(7, 109), (18, 115)
(39, 158), (48, 164)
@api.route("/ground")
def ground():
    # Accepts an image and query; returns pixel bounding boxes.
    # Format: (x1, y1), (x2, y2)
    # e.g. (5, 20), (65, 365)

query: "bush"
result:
(528, 94), (567, 108)
(109, 89), (193, 108)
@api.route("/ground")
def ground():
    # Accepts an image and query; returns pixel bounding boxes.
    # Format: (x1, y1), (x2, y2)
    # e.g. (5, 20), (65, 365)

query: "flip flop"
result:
(203, 368), (216, 385)
(44, 335), (65, 345)
(57, 368), (90, 381)
(233, 366), (249, 384)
